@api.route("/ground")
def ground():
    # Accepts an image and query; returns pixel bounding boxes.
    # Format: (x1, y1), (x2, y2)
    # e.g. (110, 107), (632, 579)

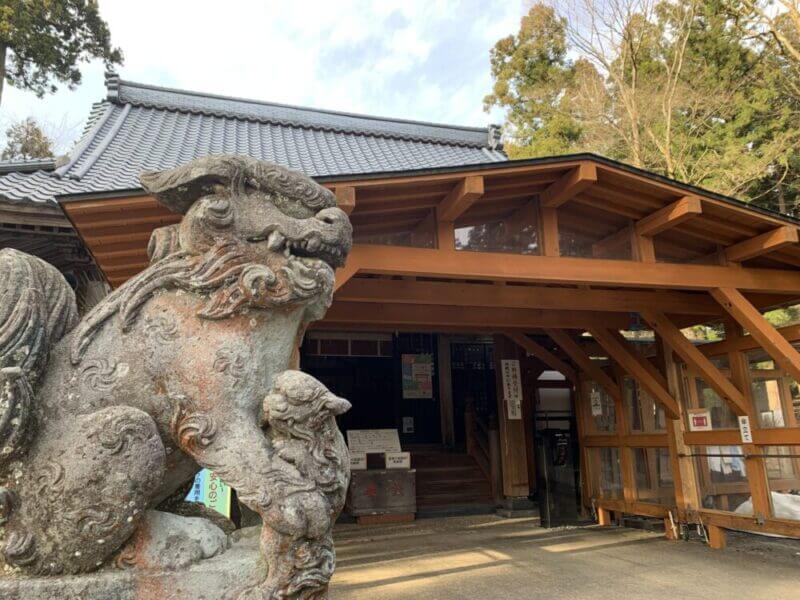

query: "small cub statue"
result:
(0, 155), (353, 599)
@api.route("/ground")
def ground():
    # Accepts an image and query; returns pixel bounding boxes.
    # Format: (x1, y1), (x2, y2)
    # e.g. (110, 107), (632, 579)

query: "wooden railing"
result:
(465, 404), (503, 502)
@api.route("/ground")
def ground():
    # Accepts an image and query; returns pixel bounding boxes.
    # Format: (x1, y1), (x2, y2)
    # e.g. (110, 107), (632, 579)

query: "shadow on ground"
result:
(330, 515), (799, 600)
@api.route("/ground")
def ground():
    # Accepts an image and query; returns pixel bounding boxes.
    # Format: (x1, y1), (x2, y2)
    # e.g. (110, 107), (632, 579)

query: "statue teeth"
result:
(266, 231), (285, 251)
(306, 237), (321, 252)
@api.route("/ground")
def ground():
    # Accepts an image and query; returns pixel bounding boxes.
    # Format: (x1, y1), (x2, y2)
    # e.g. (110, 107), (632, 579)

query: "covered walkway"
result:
(331, 515), (799, 599)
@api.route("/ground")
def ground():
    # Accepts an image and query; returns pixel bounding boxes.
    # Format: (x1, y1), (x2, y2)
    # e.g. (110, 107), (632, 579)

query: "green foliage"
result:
(0, 0), (122, 104)
(486, 1), (800, 213)
(1, 116), (53, 160)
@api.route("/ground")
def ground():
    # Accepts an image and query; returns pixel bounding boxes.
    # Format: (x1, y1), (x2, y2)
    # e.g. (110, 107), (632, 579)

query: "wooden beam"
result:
(504, 332), (577, 382)
(724, 225), (799, 263)
(593, 196), (703, 257)
(540, 162), (598, 208)
(699, 323), (800, 357)
(334, 186), (356, 215)
(347, 243), (800, 293)
(588, 328), (679, 418)
(640, 309), (749, 416)
(544, 329), (621, 402)
(337, 277), (723, 316)
(710, 287), (800, 384)
(437, 176), (484, 222)
(324, 302), (631, 330)
(333, 260), (360, 292)
(637, 196), (703, 237)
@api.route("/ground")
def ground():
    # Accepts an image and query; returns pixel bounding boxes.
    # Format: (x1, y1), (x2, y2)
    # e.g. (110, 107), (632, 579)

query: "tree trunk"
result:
(0, 44), (6, 108)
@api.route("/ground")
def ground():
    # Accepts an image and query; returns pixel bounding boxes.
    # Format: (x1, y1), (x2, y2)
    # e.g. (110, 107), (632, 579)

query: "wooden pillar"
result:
(611, 364), (636, 506)
(520, 355), (543, 496)
(597, 507), (614, 526)
(493, 334), (531, 499)
(574, 377), (592, 513)
(708, 524), (727, 549)
(536, 198), (560, 257)
(725, 319), (772, 520)
(437, 334), (455, 447)
(655, 334), (702, 514)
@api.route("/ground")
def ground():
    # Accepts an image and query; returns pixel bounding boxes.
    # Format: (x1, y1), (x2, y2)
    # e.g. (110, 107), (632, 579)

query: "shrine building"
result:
(4, 73), (800, 545)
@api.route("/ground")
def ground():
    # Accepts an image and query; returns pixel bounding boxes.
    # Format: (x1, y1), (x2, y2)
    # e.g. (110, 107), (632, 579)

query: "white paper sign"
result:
(347, 429), (402, 453)
(350, 452), (367, 470)
(590, 388), (603, 417)
(385, 451), (411, 469)
(738, 415), (753, 444)
(501, 359), (523, 420)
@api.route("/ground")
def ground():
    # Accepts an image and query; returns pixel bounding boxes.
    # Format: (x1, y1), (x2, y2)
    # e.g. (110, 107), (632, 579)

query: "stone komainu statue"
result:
(0, 155), (352, 599)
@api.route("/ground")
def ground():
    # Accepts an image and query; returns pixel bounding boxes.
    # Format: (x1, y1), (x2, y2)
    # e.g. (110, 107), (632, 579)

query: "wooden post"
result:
(488, 415), (503, 503)
(437, 334), (455, 447)
(493, 334), (531, 499)
(708, 524), (727, 549)
(464, 401), (477, 458)
(725, 318), (772, 521)
(655, 334), (702, 515)
(597, 507), (614, 526)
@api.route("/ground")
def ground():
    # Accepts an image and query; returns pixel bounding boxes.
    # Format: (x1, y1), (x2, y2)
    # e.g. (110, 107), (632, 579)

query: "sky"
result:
(1, 0), (527, 154)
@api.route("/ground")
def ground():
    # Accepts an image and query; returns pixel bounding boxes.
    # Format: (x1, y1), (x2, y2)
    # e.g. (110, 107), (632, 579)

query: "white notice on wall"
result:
(385, 451), (411, 469)
(347, 429), (402, 453)
(590, 388), (603, 417)
(738, 415), (753, 444)
(501, 359), (523, 420)
(350, 452), (367, 471)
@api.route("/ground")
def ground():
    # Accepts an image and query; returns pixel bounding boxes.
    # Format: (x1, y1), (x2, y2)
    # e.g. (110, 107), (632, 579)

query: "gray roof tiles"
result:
(0, 74), (506, 206)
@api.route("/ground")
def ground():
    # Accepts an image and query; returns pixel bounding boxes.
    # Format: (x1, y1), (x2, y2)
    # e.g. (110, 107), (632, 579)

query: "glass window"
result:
(694, 445), (751, 514)
(764, 446), (800, 521)
(633, 447), (674, 505)
(353, 227), (435, 248)
(455, 214), (540, 255)
(681, 357), (738, 430)
(624, 377), (666, 433)
(588, 447), (623, 499)
(747, 348), (800, 428)
(585, 381), (616, 434)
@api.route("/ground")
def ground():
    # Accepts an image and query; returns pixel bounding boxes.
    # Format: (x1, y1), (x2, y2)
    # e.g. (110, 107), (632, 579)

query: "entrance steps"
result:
(410, 449), (496, 516)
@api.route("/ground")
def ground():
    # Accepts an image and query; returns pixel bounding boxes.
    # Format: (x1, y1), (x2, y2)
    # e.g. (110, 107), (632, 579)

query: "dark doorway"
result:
(450, 341), (496, 447)
(302, 355), (395, 435)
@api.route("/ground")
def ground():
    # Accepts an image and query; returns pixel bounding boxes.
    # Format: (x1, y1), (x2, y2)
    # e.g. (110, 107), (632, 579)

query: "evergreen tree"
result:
(0, 0), (122, 106)
(486, 1), (800, 212)
(2, 117), (53, 160)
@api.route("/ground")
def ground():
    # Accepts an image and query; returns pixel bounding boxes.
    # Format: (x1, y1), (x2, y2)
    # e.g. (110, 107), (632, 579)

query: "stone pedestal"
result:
(0, 528), (264, 600)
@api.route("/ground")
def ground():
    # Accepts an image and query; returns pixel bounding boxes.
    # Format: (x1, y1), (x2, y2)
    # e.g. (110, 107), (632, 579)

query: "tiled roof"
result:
(0, 73), (506, 206)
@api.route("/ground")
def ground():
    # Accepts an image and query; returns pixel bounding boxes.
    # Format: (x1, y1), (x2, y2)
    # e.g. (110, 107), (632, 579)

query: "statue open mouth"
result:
(245, 206), (351, 270)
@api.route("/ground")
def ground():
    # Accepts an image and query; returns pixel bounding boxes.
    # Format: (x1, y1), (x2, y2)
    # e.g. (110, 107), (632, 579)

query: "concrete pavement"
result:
(330, 515), (799, 599)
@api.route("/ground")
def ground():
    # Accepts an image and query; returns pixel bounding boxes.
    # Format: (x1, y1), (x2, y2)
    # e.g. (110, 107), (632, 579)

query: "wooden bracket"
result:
(588, 328), (679, 419)
(711, 287), (800, 383)
(437, 176), (484, 222)
(334, 186), (356, 215)
(724, 225), (799, 263)
(504, 332), (577, 382)
(540, 162), (597, 208)
(640, 309), (748, 416)
(545, 329), (620, 401)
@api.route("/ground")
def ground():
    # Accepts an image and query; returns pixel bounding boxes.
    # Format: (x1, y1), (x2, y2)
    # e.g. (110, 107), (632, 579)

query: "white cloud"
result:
(1, 0), (525, 153)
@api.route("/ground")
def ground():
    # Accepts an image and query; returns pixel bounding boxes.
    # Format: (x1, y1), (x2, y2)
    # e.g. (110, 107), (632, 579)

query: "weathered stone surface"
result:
(0, 527), (264, 600)
(0, 156), (353, 598)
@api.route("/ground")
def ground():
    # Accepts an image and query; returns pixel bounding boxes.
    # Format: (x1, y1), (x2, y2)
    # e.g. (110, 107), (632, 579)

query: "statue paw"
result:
(117, 510), (229, 571)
